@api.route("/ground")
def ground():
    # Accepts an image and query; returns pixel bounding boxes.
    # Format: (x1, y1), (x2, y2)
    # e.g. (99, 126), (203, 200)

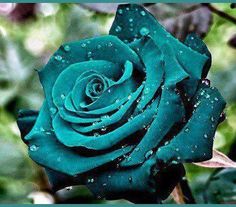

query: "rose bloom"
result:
(17, 4), (225, 203)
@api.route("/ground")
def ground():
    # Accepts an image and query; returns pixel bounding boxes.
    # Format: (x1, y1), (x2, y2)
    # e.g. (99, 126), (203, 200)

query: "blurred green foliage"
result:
(0, 3), (236, 204)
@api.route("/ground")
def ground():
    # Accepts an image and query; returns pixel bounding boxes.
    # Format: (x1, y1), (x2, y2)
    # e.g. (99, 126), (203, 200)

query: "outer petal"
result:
(184, 33), (211, 78)
(110, 4), (208, 97)
(45, 161), (185, 203)
(86, 161), (185, 203)
(156, 84), (226, 164)
(17, 109), (38, 142)
(23, 102), (133, 176)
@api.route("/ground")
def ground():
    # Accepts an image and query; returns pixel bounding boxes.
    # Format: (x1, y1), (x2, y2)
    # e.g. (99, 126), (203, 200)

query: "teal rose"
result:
(17, 4), (226, 203)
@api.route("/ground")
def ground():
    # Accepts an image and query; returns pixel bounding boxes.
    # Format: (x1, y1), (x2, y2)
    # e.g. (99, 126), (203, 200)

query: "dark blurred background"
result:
(0, 3), (236, 204)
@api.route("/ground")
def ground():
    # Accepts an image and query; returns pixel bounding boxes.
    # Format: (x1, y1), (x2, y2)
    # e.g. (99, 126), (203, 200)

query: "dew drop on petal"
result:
(202, 79), (210, 86)
(139, 27), (150, 36)
(140, 10), (146, 16)
(87, 51), (92, 58)
(49, 107), (57, 115)
(128, 177), (133, 183)
(134, 147), (140, 152)
(54, 55), (62, 61)
(61, 94), (65, 99)
(115, 25), (122, 33)
(81, 43), (86, 48)
(172, 160), (178, 165)
(94, 133), (100, 137)
(184, 127), (189, 133)
(66, 186), (72, 191)
(30, 145), (39, 152)
(205, 94), (210, 99)
(145, 150), (153, 159)
(118, 9), (123, 14)
(101, 126), (107, 132)
(63, 45), (70, 52)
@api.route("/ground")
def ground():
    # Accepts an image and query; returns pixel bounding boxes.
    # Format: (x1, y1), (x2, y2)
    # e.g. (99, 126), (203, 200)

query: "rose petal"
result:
(52, 98), (159, 150)
(71, 85), (143, 133)
(184, 33), (211, 78)
(22, 103), (133, 176)
(40, 35), (143, 111)
(110, 4), (208, 97)
(156, 84), (226, 163)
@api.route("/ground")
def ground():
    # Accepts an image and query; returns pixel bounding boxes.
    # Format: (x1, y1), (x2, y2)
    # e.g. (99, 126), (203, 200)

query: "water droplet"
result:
(205, 94), (210, 99)
(140, 11), (146, 16)
(40, 127), (45, 132)
(128, 177), (133, 183)
(108, 89), (111, 93)
(49, 107), (57, 115)
(30, 145), (39, 152)
(211, 117), (215, 122)
(103, 183), (107, 186)
(179, 50), (183, 54)
(184, 127), (189, 133)
(175, 148), (179, 152)
(101, 126), (107, 132)
(139, 27), (150, 36)
(101, 115), (109, 120)
(97, 44), (102, 49)
(214, 97), (219, 101)
(202, 79), (210, 86)
(118, 9), (123, 14)
(54, 55), (62, 61)
(115, 25), (122, 33)
(61, 94), (65, 99)
(204, 134), (208, 138)
(134, 147), (140, 152)
(200, 90), (205, 96)
(164, 141), (169, 145)
(128, 115), (133, 122)
(145, 150), (153, 159)
(144, 87), (150, 94)
(128, 95), (131, 100)
(57, 157), (61, 162)
(129, 18), (133, 22)
(63, 45), (70, 52)
(177, 156), (181, 160)
(66, 186), (72, 191)
(81, 43), (86, 48)
(108, 42), (113, 47)
(94, 133), (100, 137)
(87, 51), (92, 58)
(166, 101), (170, 105)
(87, 178), (94, 183)
(172, 160), (178, 165)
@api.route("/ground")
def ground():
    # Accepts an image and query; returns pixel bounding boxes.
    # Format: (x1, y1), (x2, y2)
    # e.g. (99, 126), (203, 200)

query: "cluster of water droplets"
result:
(114, 7), (150, 40)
